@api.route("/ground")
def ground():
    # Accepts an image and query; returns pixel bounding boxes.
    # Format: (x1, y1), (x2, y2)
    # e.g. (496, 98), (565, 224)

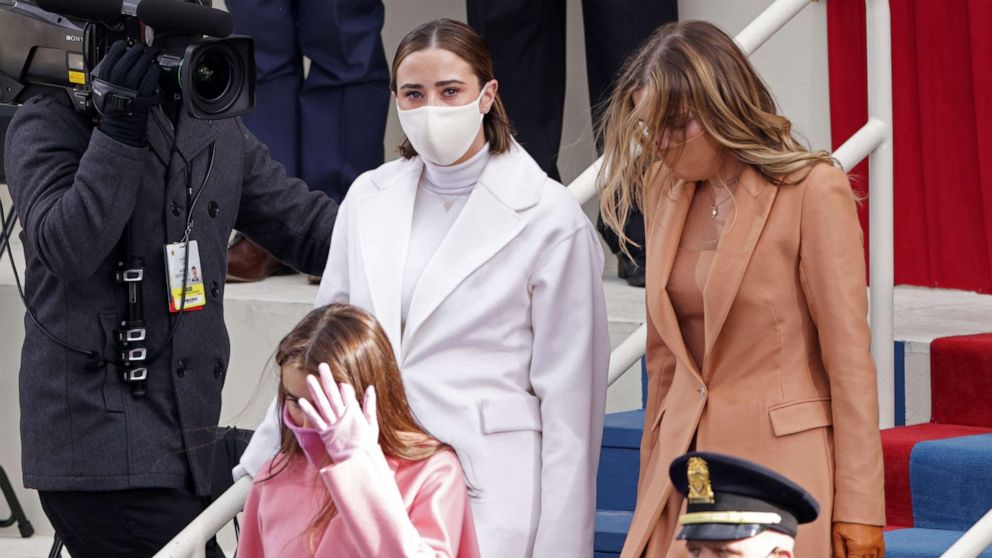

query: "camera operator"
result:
(3, 34), (337, 557)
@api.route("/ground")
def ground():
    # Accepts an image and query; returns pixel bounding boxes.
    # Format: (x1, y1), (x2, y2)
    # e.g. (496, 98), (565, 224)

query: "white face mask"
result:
(396, 84), (490, 166)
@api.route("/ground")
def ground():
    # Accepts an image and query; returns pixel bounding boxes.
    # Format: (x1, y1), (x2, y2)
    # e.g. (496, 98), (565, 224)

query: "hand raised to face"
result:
(298, 363), (379, 463)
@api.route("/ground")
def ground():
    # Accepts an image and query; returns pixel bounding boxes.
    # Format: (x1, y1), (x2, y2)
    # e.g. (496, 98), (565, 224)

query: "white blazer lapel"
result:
(402, 184), (524, 348)
(358, 161), (421, 348)
(402, 143), (542, 347)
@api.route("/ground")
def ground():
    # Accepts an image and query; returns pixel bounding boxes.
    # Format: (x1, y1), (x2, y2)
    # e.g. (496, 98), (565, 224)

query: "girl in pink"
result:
(237, 304), (480, 558)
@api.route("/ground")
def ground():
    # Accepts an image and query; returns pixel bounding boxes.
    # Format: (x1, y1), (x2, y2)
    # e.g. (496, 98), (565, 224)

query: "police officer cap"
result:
(669, 452), (819, 541)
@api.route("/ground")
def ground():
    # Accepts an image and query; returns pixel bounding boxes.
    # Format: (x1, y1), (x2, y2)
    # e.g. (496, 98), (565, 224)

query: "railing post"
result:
(866, 0), (895, 429)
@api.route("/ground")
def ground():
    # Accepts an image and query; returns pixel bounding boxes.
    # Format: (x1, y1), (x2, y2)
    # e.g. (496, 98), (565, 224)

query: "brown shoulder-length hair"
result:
(391, 18), (515, 158)
(262, 304), (448, 552)
(597, 20), (837, 255)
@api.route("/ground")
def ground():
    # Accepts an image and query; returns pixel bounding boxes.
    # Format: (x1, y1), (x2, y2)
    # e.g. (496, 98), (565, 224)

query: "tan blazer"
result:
(621, 163), (886, 558)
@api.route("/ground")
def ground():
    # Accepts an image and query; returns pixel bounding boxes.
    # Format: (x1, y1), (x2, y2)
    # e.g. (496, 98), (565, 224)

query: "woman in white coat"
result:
(238, 19), (609, 557)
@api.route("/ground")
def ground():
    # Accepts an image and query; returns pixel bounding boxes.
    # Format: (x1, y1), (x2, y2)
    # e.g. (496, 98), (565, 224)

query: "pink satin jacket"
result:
(238, 446), (480, 557)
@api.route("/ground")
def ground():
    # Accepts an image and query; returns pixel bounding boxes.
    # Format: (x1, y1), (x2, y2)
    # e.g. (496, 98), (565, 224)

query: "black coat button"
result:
(176, 360), (187, 377)
(210, 280), (220, 298)
(170, 201), (180, 217)
(208, 201), (219, 217)
(213, 361), (225, 379)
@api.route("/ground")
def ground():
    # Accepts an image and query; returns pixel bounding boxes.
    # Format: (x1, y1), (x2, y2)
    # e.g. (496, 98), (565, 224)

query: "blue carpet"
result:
(597, 410), (644, 512)
(595, 510), (633, 553)
(886, 528), (992, 558)
(602, 409), (645, 449)
(911, 434), (992, 530)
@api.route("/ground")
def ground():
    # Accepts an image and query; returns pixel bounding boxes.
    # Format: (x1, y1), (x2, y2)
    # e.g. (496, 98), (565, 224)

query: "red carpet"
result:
(882, 332), (992, 528)
(881, 424), (992, 528)
(931, 333), (992, 427)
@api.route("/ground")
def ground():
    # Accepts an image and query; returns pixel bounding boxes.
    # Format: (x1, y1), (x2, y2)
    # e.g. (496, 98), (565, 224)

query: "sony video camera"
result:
(0, 0), (254, 120)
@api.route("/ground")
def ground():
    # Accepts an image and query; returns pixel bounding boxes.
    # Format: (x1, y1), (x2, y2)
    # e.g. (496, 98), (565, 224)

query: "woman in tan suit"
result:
(597, 21), (886, 558)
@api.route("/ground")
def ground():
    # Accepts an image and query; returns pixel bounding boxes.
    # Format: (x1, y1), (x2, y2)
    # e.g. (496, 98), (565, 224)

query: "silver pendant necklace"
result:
(423, 181), (459, 212)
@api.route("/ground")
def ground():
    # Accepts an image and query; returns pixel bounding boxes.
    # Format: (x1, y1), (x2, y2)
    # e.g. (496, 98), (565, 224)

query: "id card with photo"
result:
(164, 241), (207, 312)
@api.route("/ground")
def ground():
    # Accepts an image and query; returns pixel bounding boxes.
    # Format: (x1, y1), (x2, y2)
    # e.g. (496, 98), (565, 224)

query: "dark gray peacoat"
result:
(4, 95), (337, 496)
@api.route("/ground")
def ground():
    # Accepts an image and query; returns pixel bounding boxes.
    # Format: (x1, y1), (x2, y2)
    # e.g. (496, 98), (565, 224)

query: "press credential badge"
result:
(165, 241), (206, 312)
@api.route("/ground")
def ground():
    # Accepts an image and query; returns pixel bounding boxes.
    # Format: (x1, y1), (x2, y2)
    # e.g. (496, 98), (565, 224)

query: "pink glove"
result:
(282, 404), (331, 469)
(298, 363), (379, 463)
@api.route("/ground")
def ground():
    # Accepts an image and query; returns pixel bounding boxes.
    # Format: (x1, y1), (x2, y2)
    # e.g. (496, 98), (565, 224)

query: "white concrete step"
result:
(0, 534), (63, 558)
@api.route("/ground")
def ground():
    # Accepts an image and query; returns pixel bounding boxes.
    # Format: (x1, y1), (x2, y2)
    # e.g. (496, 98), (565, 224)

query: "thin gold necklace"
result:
(705, 174), (742, 219)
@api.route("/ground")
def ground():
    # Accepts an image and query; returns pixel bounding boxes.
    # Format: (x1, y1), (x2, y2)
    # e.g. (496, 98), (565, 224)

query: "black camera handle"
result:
(92, 78), (161, 118)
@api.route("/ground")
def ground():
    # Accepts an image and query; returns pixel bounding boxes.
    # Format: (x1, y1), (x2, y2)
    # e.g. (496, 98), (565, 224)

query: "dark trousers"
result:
(466, 0), (678, 259)
(39, 488), (224, 558)
(227, 0), (390, 203)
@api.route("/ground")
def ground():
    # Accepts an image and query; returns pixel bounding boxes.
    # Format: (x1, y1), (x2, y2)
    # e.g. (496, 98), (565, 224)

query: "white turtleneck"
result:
(401, 144), (491, 328)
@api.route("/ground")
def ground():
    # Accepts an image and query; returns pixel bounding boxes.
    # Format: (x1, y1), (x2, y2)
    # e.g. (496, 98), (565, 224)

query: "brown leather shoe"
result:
(307, 274), (321, 285)
(226, 235), (295, 282)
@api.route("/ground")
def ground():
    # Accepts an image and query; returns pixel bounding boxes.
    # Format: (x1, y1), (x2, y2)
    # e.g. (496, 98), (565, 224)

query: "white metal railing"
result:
(735, 0), (811, 54)
(161, 0), (907, 555)
(568, 155), (602, 207)
(607, 322), (648, 387)
(864, 0), (896, 430)
(832, 117), (886, 171)
(151, 476), (251, 558)
(942, 509), (992, 558)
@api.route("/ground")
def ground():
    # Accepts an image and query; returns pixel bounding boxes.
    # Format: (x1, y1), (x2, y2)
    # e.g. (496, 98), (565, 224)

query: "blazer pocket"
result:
(768, 397), (832, 437)
(480, 394), (542, 434)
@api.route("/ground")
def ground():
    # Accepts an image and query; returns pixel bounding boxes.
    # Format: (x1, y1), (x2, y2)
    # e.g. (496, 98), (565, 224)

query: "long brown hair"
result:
(263, 304), (447, 551)
(598, 20), (837, 255)
(391, 18), (515, 158)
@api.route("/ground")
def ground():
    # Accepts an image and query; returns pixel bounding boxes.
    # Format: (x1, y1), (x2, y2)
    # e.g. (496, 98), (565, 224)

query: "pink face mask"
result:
(282, 404), (328, 468)
(660, 126), (723, 183)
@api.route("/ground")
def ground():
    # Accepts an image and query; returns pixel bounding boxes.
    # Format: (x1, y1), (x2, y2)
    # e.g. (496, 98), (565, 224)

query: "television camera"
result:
(0, 0), (254, 120)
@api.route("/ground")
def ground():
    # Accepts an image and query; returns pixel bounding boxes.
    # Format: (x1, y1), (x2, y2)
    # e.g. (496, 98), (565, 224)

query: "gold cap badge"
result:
(687, 456), (716, 504)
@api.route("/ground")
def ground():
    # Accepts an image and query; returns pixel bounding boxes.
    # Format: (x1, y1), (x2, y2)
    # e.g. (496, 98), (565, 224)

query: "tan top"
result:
(666, 181), (732, 370)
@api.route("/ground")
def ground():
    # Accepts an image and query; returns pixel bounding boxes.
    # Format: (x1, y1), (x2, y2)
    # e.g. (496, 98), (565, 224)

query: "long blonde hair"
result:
(598, 20), (836, 254)
(262, 304), (448, 552)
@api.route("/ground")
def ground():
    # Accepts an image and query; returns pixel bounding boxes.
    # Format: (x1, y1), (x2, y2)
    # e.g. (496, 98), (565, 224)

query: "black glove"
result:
(91, 41), (161, 147)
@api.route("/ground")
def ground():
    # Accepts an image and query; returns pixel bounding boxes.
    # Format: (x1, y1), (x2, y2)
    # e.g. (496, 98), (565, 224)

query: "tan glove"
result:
(832, 522), (885, 558)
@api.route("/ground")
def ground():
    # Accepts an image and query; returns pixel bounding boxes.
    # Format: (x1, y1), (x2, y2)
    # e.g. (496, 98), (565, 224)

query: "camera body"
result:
(0, 0), (254, 120)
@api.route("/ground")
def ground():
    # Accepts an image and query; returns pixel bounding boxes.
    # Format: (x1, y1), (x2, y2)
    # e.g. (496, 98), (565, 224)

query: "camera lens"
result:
(179, 37), (254, 120)
(192, 49), (232, 103)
